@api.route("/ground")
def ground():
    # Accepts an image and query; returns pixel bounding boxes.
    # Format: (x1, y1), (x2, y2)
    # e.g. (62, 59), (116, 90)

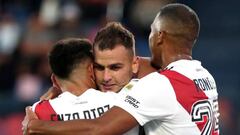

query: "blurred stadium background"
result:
(0, 0), (239, 134)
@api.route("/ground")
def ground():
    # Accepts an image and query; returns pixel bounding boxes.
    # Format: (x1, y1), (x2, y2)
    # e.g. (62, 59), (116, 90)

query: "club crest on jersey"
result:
(125, 84), (134, 90)
(124, 79), (139, 91)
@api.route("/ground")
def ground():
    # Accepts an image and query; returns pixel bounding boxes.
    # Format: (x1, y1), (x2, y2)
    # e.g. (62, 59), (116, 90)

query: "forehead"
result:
(94, 45), (132, 66)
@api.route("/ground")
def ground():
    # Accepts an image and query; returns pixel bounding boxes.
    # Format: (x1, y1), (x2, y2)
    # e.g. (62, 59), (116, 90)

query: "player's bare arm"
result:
(23, 106), (138, 135)
(137, 57), (157, 78)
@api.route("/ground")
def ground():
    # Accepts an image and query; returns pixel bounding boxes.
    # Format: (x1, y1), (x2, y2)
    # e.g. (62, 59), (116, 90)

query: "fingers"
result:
(26, 106), (38, 119)
(22, 106), (38, 135)
(22, 106), (31, 135)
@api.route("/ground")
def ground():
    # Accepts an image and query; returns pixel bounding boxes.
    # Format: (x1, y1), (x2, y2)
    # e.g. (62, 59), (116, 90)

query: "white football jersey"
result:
(32, 88), (139, 135)
(116, 60), (220, 135)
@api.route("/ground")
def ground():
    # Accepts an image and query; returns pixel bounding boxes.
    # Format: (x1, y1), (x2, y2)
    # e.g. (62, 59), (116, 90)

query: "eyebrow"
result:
(94, 62), (123, 68)
(108, 63), (123, 67)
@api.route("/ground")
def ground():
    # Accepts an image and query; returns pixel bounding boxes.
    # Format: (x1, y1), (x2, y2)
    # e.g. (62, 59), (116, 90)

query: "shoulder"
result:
(129, 72), (173, 94)
(138, 72), (169, 85)
(32, 100), (52, 112)
(32, 100), (57, 120)
(86, 88), (117, 97)
(81, 89), (117, 102)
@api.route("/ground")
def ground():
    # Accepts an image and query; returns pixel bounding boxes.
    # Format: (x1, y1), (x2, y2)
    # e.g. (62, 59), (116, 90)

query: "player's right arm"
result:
(137, 57), (157, 78)
(24, 106), (138, 135)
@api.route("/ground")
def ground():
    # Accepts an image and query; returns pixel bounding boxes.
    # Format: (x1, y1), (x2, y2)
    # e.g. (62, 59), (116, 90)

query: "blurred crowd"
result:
(0, 0), (239, 135)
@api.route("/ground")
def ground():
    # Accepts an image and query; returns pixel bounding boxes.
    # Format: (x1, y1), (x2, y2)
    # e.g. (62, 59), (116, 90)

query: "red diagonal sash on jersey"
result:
(160, 70), (218, 135)
(35, 100), (58, 121)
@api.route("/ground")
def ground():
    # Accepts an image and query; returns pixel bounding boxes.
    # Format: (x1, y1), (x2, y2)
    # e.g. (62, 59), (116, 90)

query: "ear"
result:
(88, 63), (95, 82)
(87, 63), (97, 89)
(132, 56), (139, 74)
(51, 74), (61, 90)
(157, 31), (164, 46)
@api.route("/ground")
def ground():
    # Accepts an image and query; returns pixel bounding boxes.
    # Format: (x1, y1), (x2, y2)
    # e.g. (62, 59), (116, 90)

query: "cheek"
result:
(94, 71), (103, 81)
(115, 69), (132, 83)
(149, 37), (155, 53)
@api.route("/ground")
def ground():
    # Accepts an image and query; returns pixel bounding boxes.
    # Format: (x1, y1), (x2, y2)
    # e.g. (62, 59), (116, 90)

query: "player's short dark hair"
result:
(49, 38), (93, 79)
(158, 3), (200, 41)
(93, 22), (135, 56)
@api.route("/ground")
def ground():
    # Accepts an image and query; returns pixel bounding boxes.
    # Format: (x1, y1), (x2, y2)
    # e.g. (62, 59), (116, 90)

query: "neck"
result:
(60, 80), (93, 96)
(161, 40), (193, 68)
(162, 53), (192, 69)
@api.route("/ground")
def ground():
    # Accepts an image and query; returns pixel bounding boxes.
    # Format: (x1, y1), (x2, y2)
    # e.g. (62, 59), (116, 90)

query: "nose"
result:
(103, 69), (112, 82)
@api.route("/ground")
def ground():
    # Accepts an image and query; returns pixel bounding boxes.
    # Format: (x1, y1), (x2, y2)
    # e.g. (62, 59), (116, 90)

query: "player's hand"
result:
(22, 106), (38, 135)
(40, 86), (62, 101)
(137, 57), (157, 78)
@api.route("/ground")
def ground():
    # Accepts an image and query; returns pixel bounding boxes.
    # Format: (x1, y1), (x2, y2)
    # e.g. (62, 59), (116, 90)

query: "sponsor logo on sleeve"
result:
(124, 95), (140, 108)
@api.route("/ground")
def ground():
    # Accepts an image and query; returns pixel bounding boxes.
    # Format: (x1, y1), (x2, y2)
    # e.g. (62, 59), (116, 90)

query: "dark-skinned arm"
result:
(137, 57), (157, 78)
(24, 106), (138, 135)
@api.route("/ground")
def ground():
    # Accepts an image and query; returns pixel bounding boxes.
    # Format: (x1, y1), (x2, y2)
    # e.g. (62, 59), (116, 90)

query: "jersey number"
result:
(191, 99), (219, 135)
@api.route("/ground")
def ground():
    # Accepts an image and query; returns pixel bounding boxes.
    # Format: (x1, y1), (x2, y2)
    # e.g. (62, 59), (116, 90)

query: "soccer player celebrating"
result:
(23, 3), (219, 135)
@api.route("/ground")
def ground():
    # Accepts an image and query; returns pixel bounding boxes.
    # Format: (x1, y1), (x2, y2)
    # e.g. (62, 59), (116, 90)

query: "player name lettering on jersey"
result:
(124, 95), (140, 108)
(193, 77), (216, 91)
(51, 104), (110, 121)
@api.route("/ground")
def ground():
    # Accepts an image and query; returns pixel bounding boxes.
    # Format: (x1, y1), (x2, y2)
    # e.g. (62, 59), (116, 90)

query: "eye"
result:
(94, 63), (104, 71)
(109, 65), (122, 71)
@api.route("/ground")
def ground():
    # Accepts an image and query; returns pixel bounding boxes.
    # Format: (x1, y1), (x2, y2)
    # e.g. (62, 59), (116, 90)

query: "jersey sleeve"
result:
(115, 72), (178, 126)
(32, 100), (58, 121)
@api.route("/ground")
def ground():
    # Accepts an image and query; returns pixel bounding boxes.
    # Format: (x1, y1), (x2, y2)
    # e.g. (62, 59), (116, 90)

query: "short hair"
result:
(93, 22), (135, 56)
(153, 3), (200, 42)
(49, 38), (93, 79)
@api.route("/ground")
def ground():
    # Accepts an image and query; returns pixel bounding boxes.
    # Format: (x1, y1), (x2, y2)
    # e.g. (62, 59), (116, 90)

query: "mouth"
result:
(101, 83), (115, 91)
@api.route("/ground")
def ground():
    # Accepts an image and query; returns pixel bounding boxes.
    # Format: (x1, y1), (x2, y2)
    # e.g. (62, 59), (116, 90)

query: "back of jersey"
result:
(159, 60), (220, 135)
(32, 88), (139, 135)
(115, 60), (219, 135)
(32, 89), (116, 121)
